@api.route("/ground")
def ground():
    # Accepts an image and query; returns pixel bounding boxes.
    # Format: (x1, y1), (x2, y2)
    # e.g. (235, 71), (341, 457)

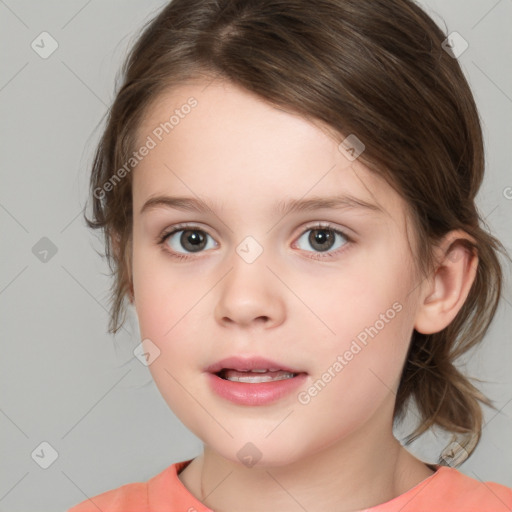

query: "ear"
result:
(111, 231), (135, 305)
(414, 230), (478, 335)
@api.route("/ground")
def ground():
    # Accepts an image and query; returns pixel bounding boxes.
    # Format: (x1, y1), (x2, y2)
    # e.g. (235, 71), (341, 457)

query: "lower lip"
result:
(206, 372), (308, 406)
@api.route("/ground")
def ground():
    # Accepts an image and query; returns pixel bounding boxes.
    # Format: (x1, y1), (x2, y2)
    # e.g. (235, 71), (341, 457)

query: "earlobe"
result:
(414, 230), (478, 335)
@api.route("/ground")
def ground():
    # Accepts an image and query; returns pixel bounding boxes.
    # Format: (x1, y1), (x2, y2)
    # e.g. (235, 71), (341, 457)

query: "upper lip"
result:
(204, 356), (305, 374)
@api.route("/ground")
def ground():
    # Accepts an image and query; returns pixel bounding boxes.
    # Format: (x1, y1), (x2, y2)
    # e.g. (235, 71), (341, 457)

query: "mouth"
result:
(205, 356), (308, 406)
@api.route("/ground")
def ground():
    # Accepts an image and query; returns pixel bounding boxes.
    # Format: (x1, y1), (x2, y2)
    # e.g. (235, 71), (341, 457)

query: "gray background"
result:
(0, 1), (511, 510)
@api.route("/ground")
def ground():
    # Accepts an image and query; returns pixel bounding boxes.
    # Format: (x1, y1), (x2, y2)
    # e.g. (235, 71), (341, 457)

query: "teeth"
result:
(233, 368), (280, 373)
(225, 371), (296, 383)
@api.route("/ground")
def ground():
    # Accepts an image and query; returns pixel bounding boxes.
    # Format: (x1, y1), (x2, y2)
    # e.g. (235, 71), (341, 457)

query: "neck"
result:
(178, 402), (434, 511)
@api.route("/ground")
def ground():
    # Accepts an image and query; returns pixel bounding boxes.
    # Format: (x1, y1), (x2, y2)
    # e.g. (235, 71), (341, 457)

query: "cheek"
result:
(297, 304), (414, 445)
(336, 310), (410, 394)
(309, 254), (413, 346)
(132, 240), (183, 333)
(131, 244), (209, 371)
(308, 253), (416, 398)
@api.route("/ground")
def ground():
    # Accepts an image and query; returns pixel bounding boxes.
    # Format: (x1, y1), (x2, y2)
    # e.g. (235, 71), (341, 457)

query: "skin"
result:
(125, 78), (478, 511)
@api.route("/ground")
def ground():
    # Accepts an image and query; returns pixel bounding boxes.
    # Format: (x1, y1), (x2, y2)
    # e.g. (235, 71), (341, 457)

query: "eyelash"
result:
(157, 222), (352, 262)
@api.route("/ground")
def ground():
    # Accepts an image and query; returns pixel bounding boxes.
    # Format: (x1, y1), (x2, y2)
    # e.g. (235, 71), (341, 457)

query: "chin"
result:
(204, 434), (311, 470)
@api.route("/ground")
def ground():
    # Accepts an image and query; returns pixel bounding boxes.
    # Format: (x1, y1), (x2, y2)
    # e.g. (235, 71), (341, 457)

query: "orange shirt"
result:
(68, 459), (512, 512)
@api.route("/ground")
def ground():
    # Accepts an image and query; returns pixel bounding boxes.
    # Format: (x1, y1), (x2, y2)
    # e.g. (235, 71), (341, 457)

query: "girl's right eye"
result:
(158, 225), (217, 261)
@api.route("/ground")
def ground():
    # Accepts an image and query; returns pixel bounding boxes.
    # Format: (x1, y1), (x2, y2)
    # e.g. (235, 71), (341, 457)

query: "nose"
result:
(214, 248), (286, 329)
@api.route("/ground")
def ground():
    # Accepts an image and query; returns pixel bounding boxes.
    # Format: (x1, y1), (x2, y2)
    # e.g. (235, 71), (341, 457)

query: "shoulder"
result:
(441, 467), (512, 510)
(66, 461), (198, 512)
(67, 481), (148, 512)
(398, 466), (512, 512)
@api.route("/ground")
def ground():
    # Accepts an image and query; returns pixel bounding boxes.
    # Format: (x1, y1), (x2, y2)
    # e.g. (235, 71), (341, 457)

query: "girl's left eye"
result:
(293, 223), (349, 259)
(157, 223), (351, 261)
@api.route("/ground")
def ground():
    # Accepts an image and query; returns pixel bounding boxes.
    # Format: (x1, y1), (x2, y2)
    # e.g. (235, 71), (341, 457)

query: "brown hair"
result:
(84, 0), (509, 464)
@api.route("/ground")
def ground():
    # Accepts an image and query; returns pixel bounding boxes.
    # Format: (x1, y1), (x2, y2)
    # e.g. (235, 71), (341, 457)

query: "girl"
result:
(70, 0), (512, 510)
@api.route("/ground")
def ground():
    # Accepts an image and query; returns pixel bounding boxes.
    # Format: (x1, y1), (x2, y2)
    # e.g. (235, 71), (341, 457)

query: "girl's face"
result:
(130, 79), (425, 466)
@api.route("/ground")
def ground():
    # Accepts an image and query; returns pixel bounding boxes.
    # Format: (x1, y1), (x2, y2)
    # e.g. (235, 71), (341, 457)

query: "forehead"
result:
(132, 79), (409, 227)
(135, 77), (336, 157)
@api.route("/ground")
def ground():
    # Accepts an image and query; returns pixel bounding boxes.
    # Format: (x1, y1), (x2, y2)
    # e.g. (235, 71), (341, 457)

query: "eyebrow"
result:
(140, 194), (383, 216)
